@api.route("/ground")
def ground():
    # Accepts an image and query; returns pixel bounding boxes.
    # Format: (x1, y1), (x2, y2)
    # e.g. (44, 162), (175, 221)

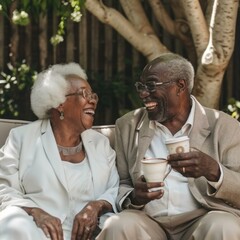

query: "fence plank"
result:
(90, 14), (100, 74)
(79, 9), (88, 70)
(0, 14), (4, 69)
(25, 23), (32, 64)
(104, 24), (113, 123)
(38, 13), (48, 70)
(66, 20), (75, 62)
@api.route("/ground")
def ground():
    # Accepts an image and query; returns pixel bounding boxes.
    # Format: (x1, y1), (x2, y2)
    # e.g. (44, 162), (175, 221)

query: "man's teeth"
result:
(145, 102), (157, 110)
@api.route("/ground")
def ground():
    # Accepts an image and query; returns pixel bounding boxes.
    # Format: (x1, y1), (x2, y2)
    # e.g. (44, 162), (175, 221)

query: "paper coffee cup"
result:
(141, 158), (171, 183)
(165, 136), (190, 154)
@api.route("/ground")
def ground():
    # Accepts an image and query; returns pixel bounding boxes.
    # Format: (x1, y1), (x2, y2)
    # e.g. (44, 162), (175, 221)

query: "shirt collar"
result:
(149, 95), (195, 136)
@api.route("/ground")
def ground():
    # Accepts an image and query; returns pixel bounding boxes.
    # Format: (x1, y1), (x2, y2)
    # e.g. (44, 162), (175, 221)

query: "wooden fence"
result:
(0, 4), (239, 124)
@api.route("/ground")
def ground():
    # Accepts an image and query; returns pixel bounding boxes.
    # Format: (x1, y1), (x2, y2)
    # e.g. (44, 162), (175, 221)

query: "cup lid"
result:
(165, 136), (189, 144)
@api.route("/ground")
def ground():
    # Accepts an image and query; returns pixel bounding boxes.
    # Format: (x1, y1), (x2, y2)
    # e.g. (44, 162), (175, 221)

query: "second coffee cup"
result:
(165, 136), (190, 154)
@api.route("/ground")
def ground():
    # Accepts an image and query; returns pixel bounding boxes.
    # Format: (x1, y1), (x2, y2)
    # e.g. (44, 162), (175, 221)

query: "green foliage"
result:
(0, 60), (238, 123)
(224, 98), (240, 121)
(91, 70), (142, 120)
(0, 62), (142, 123)
(0, 61), (37, 119)
(0, 0), (85, 45)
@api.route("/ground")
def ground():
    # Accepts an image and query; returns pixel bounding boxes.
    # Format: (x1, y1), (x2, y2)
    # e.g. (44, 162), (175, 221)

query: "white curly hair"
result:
(31, 62), (88, 119)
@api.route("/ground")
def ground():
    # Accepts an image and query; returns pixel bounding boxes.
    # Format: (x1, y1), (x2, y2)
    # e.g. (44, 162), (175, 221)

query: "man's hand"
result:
(131, 176), (165, 206)
(168, 149), (221, 181)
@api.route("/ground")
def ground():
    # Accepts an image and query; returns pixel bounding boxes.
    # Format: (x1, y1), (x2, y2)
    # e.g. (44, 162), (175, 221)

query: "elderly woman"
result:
(0, 63), (119, 240)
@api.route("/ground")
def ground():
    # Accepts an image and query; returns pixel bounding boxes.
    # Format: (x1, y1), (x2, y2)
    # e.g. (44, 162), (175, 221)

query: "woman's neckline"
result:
(57, 141), (83, 156)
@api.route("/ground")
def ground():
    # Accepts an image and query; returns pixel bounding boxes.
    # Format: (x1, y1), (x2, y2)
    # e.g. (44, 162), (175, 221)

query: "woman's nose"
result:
(89, 97), (98, 105)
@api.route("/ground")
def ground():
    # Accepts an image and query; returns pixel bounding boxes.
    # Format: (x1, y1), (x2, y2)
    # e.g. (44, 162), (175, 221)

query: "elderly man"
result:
(97, 53), (240, 240)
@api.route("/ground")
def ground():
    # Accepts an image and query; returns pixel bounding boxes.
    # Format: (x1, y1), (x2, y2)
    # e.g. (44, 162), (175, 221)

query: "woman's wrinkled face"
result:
(63, 77), (98, 131)
(138, 63), (179, 123)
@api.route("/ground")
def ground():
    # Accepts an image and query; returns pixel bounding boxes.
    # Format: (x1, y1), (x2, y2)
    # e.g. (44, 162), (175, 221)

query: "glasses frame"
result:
(135, 80), (176, 93)
(65, 88), (99, 102)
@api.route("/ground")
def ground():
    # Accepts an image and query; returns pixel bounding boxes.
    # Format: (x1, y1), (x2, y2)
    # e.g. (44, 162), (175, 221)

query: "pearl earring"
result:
(60, 111), (64, 120)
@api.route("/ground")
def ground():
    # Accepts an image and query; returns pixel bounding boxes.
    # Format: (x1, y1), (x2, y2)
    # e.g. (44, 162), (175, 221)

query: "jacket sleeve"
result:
(0, 129), (38, 211)
(211, 114), (240, 208)
(114, 121), (135, 211)
(95, 136), (120, 214)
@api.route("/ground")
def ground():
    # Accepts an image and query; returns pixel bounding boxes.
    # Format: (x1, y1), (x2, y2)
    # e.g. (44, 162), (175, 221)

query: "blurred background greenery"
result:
(0, 1), (239, 124)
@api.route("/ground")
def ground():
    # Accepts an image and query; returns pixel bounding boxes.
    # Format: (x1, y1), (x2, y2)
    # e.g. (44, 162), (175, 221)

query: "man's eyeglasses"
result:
(135, 80), (176, 93)
(65, 88), (99, 102)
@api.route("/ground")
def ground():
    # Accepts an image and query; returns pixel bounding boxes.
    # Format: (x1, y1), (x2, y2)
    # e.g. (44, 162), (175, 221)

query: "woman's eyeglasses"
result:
(135, 80), (176, 93)
(66, 88), (99, 102)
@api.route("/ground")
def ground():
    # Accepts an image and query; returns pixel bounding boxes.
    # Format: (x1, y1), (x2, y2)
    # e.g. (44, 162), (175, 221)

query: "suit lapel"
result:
(40, 120), (68, 191)
(189, 98), (211, 151)
(132, 113), (155, 181)
(137, 118), (155, 161)
(81, 129), (108, 198)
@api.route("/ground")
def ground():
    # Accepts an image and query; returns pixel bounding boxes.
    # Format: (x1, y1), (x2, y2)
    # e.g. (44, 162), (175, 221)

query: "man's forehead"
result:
(141, 62), (164, 79)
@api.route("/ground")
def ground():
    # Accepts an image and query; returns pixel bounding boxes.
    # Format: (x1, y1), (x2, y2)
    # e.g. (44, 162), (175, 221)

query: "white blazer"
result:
(0, 119), (119, 221)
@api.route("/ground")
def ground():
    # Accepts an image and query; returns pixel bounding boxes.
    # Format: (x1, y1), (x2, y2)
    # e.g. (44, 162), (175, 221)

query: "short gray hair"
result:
(31, 62), (87, 119)
(147, 53), (195, 92)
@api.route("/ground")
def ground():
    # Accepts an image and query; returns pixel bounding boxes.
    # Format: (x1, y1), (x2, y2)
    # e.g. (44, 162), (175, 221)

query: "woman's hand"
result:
(22, 207), (63, 240)
(71, 200), (111, 240)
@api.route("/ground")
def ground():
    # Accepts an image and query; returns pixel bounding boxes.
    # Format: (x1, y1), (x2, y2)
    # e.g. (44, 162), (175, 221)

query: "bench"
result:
(0, 118), (115, 148)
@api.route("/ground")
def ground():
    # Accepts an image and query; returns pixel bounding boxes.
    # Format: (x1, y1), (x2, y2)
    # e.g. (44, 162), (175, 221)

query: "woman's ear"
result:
(57, 103), (64, 112)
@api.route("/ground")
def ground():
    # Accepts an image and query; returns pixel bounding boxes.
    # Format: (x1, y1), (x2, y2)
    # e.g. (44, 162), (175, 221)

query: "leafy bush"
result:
(0, 0), (85, 46)
(0, 62), (142, 123)
(0, 61), (37, 120)
(224, 98), (240, 121)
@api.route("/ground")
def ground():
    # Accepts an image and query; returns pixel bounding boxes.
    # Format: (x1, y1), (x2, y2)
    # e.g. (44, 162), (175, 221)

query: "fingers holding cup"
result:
(141, 158), (171, 192)
(165, 136), (190, 155)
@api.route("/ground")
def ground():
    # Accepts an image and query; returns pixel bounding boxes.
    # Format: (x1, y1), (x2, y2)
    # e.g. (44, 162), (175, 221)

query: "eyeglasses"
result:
(135, 80), (176, 93)
(65, 88), (99, 102)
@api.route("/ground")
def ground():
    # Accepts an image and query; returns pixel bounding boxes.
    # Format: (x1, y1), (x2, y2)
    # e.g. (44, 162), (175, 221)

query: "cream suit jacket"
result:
(115, 96), (240, 217)
(0, 119), (119, 221)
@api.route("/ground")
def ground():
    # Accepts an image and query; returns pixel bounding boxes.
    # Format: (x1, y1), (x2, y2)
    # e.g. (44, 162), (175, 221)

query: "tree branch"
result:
(120, 0), (154, 34)
(179, 0), (209, 57)
(148, 0), (175, 36)
(85, 0), (169, 60)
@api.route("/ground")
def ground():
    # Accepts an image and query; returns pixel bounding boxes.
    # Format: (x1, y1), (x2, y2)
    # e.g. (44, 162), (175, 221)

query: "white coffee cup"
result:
(165, 136), (190, 155)
(141, 158), (172, 183)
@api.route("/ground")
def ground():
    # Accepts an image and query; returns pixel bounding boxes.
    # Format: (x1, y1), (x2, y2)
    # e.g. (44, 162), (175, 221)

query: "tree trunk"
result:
(192, 0), (239, 108)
